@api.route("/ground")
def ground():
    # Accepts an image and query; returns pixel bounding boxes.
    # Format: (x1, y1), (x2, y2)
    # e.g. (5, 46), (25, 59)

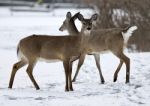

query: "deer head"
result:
(59, 12), (72, 31)
(59, 12), (80, 35)
(78, 13), (98, 35)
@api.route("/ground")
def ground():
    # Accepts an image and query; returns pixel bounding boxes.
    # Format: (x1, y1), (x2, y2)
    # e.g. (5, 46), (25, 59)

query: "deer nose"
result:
(87, 27), (91, 30)
(59, 27), (63, 31)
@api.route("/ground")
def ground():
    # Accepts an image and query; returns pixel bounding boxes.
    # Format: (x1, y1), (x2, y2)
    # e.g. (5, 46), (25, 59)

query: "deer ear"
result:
(91, 13), (98, 21)
(78, 13), (84, 21)
(66, 12), (72, 19)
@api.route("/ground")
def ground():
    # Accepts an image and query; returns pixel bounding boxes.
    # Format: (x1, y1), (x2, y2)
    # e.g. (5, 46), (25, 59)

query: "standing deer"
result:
(8, 12), (97, 91)
(59, 12), (105, 83)
(67, 13), (137, 83)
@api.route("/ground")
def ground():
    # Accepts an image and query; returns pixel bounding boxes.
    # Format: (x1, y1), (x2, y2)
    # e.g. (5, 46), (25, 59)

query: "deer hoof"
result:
(36, 87), (40, 90)
(8, 86), (12, 89)
(125, 81), (130, 84)
(65, 89), (69, 92)
(70, 88), (74, 91)
(101, 80), (105, 84)
(113, 78), (117, 82)
(72, 79), (76, 82)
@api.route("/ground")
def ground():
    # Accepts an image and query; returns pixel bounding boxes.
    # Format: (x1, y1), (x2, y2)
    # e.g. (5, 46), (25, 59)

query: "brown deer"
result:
(59, 12), (105, 83)
(8, 13), (97, 91)
(71, 13), (137, 83)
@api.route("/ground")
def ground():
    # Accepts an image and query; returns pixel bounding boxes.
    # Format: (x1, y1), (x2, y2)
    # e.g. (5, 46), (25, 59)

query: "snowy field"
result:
(0, 7), (150, 106)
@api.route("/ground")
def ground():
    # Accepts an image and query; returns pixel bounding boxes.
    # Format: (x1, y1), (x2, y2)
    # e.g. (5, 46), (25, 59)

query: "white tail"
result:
(122, 26), (138, 44)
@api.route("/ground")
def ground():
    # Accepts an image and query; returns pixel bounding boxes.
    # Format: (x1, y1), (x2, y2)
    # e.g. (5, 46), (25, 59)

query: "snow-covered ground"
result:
(0, 7), (150, 106)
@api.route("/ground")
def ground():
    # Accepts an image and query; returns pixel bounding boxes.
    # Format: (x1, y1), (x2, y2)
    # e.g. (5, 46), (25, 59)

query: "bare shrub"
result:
(83, 0), (150, 52)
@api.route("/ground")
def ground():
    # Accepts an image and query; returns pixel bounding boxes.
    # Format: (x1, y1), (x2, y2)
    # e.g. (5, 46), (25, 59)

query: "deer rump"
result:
(89, 26), (137, 53)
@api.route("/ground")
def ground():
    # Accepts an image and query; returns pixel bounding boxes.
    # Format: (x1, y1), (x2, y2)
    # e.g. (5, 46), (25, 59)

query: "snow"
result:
(0, 7), (150, 106)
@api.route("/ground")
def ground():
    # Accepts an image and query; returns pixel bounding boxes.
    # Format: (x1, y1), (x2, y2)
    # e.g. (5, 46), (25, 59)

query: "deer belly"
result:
(91, 49), (109, 54)
(39, 52), (63, 63)
(91, 51), (109, 54)
(38, 57), (60, 63)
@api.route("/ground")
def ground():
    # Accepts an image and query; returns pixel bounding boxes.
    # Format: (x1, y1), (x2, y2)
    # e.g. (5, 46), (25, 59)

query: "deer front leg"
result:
(68, 61), (73, 91)
(26, 61), (40, 90)
(72, 54), (85, 82)
(63, 60), (70, 91)
(93, 54), (105, 84)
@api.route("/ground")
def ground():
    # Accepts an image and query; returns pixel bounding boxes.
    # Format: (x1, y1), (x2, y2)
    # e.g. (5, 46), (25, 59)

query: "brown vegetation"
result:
(84, 0), (150, 52)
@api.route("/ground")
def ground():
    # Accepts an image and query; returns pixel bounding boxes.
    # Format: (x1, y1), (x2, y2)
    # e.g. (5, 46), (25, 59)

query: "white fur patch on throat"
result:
(84, 30), (91, 36)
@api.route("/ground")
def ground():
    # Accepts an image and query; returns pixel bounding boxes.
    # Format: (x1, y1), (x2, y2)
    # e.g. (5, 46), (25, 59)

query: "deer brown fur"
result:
(8, 12), (97, 91)
(77, 13), (137, 83)
(60, 12), (137, 83)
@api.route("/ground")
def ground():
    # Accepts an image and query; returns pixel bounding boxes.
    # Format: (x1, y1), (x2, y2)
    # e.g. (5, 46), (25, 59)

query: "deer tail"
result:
(122, 25), (138, 44)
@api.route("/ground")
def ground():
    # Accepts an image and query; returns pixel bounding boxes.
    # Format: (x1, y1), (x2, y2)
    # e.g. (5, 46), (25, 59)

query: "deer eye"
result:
(83, 22), (86, 25)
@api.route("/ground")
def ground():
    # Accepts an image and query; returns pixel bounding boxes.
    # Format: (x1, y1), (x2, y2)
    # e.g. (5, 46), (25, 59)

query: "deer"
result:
(59, 12), (105, 83)
(66, 13), (137, 84)
(8, 12), (98, 91)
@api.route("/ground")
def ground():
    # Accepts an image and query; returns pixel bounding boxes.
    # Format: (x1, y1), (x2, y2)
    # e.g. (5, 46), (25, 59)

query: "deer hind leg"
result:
(113, 52), (130, 83)
(26, 61), (40, 90)
(113, 60), (123, 82)
(8, 60), (27, 89)
(93, 54), (105, 84)
(72, 54), (85, 82)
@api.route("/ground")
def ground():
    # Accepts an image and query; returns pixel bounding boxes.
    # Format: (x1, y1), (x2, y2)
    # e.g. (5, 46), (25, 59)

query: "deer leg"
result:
(26, 61), (40, 90)
(113, 60), (124, 82)
(93, 54), (105, 84)
(114, 52), (130, 83)
(68, 61), (73, 91)
(63, 60), (70, 91)
(8, 60), (27, 89)
(72, 54), (85, 82)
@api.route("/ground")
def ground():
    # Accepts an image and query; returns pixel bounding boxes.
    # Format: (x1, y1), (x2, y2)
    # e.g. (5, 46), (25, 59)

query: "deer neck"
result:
(81, 28), (91, 38)
(68, 20), (79, 35)
(80, 28), (91, 51)
(68, 27), (79, 35)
